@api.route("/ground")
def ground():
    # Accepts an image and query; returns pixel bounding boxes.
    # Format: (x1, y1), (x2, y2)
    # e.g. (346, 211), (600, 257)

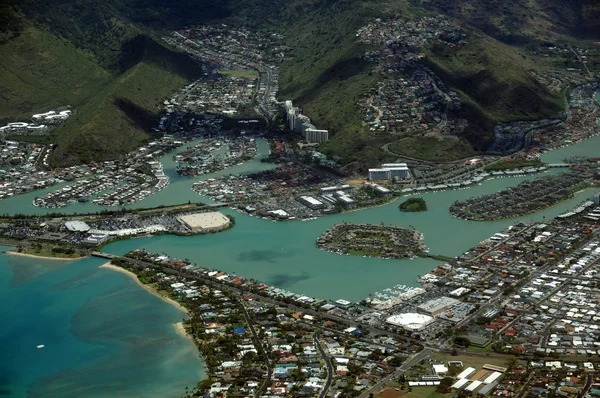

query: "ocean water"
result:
(0, 250), (205, 398)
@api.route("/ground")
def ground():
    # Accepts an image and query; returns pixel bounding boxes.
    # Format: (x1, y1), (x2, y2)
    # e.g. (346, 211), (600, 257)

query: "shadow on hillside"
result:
(121, 0), (231, 29)
(114, 97), (161, 135)
(117, 35), (202, 79)
(293, 56), (371, 104)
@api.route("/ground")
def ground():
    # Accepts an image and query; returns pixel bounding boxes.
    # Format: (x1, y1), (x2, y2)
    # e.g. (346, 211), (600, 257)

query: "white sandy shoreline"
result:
(99, 262), (189, 315)
(4, 250), (85, 261)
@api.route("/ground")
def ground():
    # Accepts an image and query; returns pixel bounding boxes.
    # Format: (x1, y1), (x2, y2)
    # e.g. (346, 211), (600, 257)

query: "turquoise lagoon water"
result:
(1, 134), (599, 396)
(0, 250), (205, 397)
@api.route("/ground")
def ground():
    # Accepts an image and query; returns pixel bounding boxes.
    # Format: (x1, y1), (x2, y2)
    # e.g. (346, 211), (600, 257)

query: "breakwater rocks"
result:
(316, 223), (427, 259)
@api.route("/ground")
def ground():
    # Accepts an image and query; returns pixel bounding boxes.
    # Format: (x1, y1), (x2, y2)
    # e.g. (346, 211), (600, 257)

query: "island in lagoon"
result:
(316, 223), (428, 259)
(399, 197), (428, 212)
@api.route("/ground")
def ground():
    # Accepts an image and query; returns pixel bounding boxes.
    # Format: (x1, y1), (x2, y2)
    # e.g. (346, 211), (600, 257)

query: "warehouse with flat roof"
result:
(297, 195), (325, 210)
(177, 212), (231, 232)
(417, 296), (460, 316)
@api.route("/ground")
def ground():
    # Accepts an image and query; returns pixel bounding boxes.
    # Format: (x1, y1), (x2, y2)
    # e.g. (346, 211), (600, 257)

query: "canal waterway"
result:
(1, 133), (599, 397)
(0, 138), (276, 215)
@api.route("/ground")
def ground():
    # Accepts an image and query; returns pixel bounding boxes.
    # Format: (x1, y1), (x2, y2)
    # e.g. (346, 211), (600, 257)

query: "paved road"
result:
(582, 373), (594, 396)
(358, 348), (433, 398)
(454, 225), (542, 329)
(313, 332), (334, 398)
(239, 299), (272, 397)
(516, 372), (534, 398)
(568, 45), (592, 77)
(430, 78), (451, 129)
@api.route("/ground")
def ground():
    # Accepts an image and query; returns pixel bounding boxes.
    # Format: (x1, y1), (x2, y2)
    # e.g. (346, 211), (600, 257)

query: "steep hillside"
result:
(0, 0), (202, 166)
(271, 0), (566, 166)
(0, 0), (595, 168)
(424, 32), (565, 150)
(0, 26), (111, 123)
(418, 0), (600, 42)
(51, 37), (201, 165)
(276, 0), (390, 167)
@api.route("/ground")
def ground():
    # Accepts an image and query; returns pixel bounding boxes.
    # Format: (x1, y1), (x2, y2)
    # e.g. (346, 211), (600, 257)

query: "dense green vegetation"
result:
(271, 0), (570, 167)
(1, 1), (203, 166)
(0, 26), (111, 123)
(388, 136), (477, 161)
(1, 0), (596, 168)
(275, 0), (393, 171)
(399, 198), (428, 212)
(485, 158), (544, 171)
(52, 37), (201, 165)
(418, 0), (600, 41)
(424, 33), (564, 151)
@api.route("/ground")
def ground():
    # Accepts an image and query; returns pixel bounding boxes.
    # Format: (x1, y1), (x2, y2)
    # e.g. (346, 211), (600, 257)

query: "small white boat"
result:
(37, 345), (45, 349)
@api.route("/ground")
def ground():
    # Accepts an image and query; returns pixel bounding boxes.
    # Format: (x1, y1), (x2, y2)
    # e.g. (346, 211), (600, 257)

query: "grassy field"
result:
(376, 386), (448, 398)
(218, 69), (259, 79)
(485, 158), (544, 171)
(388, 136), (477, 161)
(430, 353), (511, 370)
(22, 248), (85, 259)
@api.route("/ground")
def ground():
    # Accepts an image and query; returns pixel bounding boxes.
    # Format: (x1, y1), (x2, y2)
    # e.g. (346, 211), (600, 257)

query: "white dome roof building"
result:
(386, 313), (434, 331)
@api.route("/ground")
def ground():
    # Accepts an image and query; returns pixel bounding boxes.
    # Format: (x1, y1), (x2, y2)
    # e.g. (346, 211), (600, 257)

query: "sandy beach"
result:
(4, 250), (85, 261)
(174, 322), (192, 340)
(99, 262), (189, 315)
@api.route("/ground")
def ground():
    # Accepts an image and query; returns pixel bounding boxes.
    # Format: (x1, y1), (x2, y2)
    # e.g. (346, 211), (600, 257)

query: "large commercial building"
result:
(334, 191), (356, 209)
(381, 163), (408, 168)
(368, 168), (392, 181)
(285, 100), (329, 143)
(304, 128), (329, 144)
(297, 195), (325, 210)
(366, 183), (392, 197)
(416, 296), (460, 317)
(386, 313), (434, 331)
(65, 221), (91, 233)
(368, 163), (410, 181)
(177, 212), (231, 232)
(382, 163), (410, 179)
(285, 100), (297, 131)
(319, 185), (351, 195)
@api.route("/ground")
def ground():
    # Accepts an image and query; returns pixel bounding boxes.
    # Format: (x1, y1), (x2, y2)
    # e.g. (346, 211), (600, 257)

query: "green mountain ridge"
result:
(418, 0), (600, 42)
(0, 0), (204, 165)
(52, 41), (200, 165)
(0, 0), (597, 168)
